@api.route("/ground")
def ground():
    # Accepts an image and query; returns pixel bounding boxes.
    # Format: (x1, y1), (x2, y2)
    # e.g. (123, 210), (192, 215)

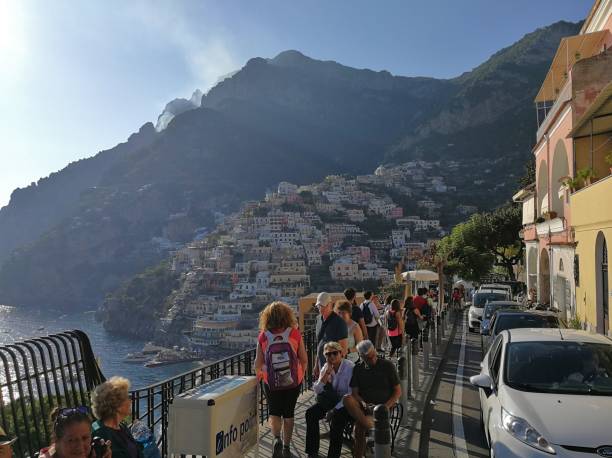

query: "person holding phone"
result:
(91, 377), (144, 458)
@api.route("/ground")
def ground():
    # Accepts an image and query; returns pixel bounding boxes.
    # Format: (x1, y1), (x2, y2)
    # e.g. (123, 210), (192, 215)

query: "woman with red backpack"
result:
(386, 299), (404, 357)
(255, 302), (308, 458)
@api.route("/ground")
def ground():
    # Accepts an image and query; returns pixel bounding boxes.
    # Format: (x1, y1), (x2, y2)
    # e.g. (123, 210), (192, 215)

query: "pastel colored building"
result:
(515, 0), (612, 332)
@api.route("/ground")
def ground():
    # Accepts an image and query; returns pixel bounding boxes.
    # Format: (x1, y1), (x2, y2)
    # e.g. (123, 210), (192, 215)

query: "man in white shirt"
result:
(361, 291), (381, 346)
(305, 341), (354, 458)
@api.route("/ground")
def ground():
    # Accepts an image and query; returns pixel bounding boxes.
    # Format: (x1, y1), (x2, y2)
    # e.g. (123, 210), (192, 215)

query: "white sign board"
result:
(168, 375), (258, 457)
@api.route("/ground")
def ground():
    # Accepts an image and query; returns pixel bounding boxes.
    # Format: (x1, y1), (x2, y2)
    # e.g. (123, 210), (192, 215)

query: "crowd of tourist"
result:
(257, 287), (437, 458)
(6, 286), (437, 458)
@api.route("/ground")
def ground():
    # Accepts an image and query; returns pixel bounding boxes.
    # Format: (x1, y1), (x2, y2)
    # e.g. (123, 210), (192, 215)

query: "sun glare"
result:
(0, 0), (27, 78)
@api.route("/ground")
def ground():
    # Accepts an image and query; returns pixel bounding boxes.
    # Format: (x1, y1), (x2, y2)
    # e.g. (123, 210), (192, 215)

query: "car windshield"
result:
(474, 293), (507, 308)
(493, 314), (559, 334)
(484, 303), (520, 319)
(473, 293), (506, 307)
(505, 342), (612, 395)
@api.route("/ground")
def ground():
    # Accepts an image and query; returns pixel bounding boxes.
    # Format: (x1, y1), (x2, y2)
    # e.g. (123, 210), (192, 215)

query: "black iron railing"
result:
(0, 327), (317, 458)
(0, 330), (105, 458)
(129, 328), (317, 458)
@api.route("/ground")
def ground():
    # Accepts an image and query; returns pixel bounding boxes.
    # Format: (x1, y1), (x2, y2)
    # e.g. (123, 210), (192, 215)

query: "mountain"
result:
(0, 21), (581, 309)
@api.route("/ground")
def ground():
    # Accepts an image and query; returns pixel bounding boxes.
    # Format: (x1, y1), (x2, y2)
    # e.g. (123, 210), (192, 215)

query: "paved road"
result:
(420, 311), (489, 457)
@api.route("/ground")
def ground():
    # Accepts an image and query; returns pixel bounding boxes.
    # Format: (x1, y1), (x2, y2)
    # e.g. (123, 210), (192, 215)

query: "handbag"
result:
(316, 383), (342, 411)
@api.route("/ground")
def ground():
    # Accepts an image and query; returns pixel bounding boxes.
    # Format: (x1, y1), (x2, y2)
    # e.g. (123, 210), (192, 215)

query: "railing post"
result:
(431, 319), (438, 357)
(398, 342), (410, 425)
(422, 324), (430, 371)
(410, 338), (420, 389)
(373, 404), (391, 458)
(436, 315), (442, 345)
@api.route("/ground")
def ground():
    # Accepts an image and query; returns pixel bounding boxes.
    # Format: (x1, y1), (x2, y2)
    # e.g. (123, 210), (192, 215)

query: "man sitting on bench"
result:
(343, 340), (401, 458)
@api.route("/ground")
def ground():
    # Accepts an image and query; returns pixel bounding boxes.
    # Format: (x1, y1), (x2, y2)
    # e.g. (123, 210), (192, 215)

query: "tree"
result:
(434, 202), (523, 282)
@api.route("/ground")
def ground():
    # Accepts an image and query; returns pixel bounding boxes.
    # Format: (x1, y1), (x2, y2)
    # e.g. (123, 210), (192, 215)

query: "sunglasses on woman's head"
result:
(324, 350), (339, 357)
(55, 406), (90, 424)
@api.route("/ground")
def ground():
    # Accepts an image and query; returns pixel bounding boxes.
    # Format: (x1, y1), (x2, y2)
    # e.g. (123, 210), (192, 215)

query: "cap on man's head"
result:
(315, 292), (332, 308)
(0, 426), (16, 446)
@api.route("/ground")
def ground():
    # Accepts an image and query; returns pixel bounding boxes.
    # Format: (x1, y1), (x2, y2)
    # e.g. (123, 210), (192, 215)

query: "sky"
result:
(0, 0), (591, 208)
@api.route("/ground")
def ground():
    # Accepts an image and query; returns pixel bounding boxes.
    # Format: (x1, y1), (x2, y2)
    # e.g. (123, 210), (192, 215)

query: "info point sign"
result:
(168, 375), (259, 457)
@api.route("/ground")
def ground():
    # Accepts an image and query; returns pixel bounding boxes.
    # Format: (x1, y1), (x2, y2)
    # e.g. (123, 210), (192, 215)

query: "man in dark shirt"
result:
(344, 288), (367, 339)
(343, 340), (401, 458)
(314, 292), (348, 377)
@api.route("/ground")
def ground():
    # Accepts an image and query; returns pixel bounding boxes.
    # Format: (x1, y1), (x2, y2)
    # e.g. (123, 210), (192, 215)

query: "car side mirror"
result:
(470, 373), (493, 396)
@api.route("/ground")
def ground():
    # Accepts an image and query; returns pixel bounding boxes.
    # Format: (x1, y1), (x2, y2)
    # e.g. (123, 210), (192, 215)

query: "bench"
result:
(328, 402), (404, 453)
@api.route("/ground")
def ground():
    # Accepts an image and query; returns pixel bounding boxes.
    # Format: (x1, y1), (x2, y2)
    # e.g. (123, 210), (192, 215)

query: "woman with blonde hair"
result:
(255, 301), (308, 458)
(91, 377), (143, 458)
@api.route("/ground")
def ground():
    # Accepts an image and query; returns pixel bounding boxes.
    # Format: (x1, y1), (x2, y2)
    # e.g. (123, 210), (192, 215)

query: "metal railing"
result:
(0, 330), (105, 458)
(129, 328), (317, 458)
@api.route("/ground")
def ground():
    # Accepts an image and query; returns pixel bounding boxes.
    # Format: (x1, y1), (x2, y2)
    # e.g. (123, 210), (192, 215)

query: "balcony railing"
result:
(129, 328), (318, 458)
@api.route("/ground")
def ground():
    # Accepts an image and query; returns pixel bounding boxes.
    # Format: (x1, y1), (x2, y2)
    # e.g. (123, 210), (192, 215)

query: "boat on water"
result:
(122, 352), (151, 364)
(142, 341), (165, 354)
(144, 347), (200, 368)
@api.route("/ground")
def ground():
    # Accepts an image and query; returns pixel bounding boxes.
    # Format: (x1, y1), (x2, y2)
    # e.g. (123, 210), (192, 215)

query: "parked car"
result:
(469, 291), (508, 332)
(482, 310), (560, 352)
(479, 283), (513, 298)
(471, 328), (612, 457)
(480, 301), (523, 344)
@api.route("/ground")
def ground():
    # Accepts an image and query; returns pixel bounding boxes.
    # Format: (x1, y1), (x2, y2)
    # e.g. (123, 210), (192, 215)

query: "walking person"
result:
(386, 299), (404, 357)
(255, 301), (308, 458)
(335, 300), (363, 363)
(360, 291), (380, 346)
(344, 288), (367, 339)
(372, 294), (387, 351)
(304, 341), (354, 458)
(314, 292), (348, 375)
(403, 297), (423, 349)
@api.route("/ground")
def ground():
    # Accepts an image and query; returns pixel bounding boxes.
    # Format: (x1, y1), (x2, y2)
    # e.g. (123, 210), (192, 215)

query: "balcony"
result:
(535, 30), (608, 138)
(570, 174), (612, 230)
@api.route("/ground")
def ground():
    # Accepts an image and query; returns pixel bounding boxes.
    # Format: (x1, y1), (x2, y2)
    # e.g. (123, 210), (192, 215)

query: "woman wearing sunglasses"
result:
(92, 377), (143, 458)
(305, 341), (354, 458)
(39, 406), (111, 458)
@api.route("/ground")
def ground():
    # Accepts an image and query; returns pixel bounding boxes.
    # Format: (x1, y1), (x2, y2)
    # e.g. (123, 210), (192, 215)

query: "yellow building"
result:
(569, 82), (612, 335)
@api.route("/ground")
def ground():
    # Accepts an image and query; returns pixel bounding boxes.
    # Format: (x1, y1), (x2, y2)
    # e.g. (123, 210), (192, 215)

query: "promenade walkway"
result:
(247, 315), (457, 457)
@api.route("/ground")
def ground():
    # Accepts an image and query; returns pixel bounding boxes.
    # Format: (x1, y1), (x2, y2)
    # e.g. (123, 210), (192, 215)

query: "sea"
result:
(0, 305), (205, 390)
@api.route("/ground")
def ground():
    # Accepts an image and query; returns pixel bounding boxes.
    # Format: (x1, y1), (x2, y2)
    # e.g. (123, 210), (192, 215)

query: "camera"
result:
(91, 437), (107, 458)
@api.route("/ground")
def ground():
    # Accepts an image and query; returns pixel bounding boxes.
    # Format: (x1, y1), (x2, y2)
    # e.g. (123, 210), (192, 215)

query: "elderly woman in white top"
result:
(304, 341), (354, 458)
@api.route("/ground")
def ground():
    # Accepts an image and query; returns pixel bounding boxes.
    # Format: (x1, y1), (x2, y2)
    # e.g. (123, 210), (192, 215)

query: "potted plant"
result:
(577, 167), (595, 186)
(605, 152), (612, 174)
(544, 210), (557, 220)
(561, 176), (581, 192)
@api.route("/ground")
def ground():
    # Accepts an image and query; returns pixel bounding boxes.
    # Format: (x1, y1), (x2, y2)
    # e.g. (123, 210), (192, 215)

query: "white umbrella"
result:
(401, 270), (439, 282)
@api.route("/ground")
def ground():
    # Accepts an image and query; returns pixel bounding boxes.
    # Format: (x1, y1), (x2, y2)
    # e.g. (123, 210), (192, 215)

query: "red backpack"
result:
(264, 329), (300, 391)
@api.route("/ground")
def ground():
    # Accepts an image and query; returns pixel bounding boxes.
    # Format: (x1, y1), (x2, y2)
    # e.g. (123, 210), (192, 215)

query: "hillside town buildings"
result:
(163, 159), (456, 348)
(515, 0), (612, 335)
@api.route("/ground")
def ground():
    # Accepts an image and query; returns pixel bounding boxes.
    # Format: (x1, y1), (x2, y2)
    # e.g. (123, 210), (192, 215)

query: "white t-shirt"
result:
(361, 300), (380, 327)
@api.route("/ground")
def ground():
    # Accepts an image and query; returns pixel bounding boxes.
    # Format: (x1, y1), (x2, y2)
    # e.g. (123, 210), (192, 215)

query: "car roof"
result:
(486, 301), (522, 307)
(494, 309), (556, 317)
(480, 283), (511, 289)
(504, 328), (612, 344)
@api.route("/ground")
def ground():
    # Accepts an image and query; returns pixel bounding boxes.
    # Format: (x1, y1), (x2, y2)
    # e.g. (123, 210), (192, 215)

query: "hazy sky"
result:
(0, 0), (590, 207)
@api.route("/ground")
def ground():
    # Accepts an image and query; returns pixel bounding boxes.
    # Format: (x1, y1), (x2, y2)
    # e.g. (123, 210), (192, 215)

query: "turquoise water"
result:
(0, 305), (204, 389)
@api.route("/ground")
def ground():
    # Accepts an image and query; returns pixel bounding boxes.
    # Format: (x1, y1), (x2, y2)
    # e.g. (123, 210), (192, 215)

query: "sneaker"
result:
(272, 438), (283, 458)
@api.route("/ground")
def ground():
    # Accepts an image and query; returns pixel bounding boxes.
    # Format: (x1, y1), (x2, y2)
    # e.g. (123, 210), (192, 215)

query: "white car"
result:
(471, 328), (612, 457)
(469, 291), (508, 332)
(480, 283), (513, 298)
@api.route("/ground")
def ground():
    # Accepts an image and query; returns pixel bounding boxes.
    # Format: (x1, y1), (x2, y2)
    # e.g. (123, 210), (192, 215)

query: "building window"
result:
(559, 259), (564, 272)
(574, 255), (580, 287)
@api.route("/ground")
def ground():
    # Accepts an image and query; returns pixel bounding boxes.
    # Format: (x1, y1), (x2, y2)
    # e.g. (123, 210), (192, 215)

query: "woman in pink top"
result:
(255, 301), (308, 458)
(386, 299), (404, 357)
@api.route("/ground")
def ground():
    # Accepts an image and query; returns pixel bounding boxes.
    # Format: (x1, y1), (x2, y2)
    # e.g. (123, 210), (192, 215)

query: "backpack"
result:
(387, 311), (398, 331)
(361, 301), (373, 325)
(404, 308), (417, 328)
(264, 328), (300, 391)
